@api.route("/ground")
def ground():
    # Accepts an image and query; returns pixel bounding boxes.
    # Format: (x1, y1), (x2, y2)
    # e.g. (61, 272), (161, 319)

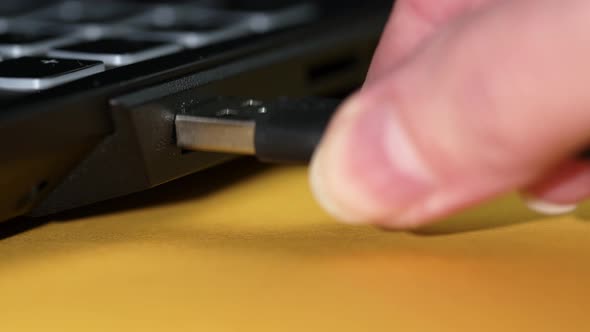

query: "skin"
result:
(310, 0), (590, 229)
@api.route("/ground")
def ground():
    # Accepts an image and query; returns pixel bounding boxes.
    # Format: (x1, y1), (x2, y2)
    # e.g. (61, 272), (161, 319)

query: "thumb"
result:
(310, 0), (590, 228)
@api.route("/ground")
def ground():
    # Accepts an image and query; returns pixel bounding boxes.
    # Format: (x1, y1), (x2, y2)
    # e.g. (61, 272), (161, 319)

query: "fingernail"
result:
(309, 98), (435, 225)
(524, 196), (577, 215)
(310, 154), (367, 224)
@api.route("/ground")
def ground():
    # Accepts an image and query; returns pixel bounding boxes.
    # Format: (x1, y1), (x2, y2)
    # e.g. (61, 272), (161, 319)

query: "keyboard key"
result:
(20, 1), (147, 39)
(0, 0), (47, 17)
(0, 32), (53, 44)
(154, 3), (318, 36)
(145, 16), (239, 33)
(129, 7), (251, 48)
(0, 31), (76, 57)
(47, 38), (182, 67)
(242, 3), (319, 33)
(28, 1), (144, 24)
(131, 5), (246, 31)
(220, 0), (305, 11)
(0, 56), (105, 90)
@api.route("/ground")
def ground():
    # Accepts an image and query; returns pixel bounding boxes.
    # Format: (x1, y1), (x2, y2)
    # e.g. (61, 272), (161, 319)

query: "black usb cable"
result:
(176, 96), (590, 163)
(175, 96), (341, 163)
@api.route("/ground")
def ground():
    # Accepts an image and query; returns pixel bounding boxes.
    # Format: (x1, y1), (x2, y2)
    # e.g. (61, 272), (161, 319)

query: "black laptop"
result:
(0, 0), (390, 222)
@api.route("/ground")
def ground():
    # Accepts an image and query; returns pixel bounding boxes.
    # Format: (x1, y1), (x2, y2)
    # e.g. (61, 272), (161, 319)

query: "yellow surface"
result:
(1, 160), (590, 331)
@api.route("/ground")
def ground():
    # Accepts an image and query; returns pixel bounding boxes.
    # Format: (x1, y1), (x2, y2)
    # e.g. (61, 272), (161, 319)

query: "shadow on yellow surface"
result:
(0, 158), (268, 241)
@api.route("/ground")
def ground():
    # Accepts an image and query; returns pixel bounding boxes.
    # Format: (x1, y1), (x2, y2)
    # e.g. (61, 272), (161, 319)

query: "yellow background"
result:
(1, 160), (589, 331)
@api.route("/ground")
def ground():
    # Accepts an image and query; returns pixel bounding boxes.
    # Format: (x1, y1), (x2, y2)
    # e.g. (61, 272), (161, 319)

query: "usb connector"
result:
(175, 96), (590, 168)
(175, 97), (341, 163)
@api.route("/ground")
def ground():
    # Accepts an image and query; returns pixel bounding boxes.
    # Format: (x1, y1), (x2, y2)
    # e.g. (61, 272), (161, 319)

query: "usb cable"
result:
(176, 96), (590, 163)
(175, 96), (341, 163)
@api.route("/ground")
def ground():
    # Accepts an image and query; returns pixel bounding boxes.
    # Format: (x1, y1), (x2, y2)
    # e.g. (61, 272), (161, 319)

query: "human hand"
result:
(310, 0), (590, 229)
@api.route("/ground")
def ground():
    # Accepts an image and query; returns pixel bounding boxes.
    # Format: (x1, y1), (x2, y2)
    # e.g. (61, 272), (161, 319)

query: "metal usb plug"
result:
(175, 97), (341, 163)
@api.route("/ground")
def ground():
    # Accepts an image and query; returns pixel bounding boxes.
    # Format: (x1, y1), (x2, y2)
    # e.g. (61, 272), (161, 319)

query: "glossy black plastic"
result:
(0, 57), (102, 78)
(254, 97), (341, 163)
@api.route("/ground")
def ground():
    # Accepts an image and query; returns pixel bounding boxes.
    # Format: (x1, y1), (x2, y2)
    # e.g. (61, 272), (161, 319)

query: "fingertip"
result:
(309, 147), (368, 225)
(308, 95), (436, 227)
(308, 98), (384, 225)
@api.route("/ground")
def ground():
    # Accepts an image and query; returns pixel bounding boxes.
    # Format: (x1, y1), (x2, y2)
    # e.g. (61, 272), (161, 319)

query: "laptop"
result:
(0, 0), (390, 222)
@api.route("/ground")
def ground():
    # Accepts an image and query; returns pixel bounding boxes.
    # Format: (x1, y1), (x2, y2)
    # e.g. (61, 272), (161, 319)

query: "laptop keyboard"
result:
(0, 0), (317, 91)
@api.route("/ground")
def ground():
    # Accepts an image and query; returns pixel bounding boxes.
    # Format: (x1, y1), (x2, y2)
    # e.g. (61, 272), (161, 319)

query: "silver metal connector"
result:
(174, 96), (342, 163)
(175, 115), (256, 155)
(174, 98), (269, 155)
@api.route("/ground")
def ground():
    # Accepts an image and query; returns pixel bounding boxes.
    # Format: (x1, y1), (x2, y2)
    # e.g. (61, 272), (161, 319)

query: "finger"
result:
(366, 0), (496, 83)
(310, 0), (590, 228)
(523, 161), (590, 214)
